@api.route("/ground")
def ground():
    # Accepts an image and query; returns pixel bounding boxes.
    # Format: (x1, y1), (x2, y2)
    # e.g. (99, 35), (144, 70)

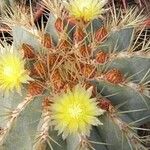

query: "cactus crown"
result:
(0, 0), (149, 150)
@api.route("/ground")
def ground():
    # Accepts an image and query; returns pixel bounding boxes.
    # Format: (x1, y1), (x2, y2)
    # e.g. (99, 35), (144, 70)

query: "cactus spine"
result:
(0, 0), (149, 150)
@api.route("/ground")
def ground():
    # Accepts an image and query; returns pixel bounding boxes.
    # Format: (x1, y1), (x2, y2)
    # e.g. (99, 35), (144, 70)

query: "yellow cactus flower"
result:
(0, 45), (31, 93)
(51, 85), (104, 139)
(67, 0), (108, 22)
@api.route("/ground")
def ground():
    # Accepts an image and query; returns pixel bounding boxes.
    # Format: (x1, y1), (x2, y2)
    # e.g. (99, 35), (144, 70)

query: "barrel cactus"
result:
(0, 0), (149, 150)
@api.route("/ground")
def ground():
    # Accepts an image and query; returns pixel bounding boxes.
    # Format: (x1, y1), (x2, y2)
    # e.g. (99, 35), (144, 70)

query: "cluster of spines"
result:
(0, 0), (149, 150)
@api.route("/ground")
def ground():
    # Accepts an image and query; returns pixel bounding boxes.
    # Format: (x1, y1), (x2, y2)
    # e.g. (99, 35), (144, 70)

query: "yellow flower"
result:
(0, 45), (31, 93)
(67, 0), (108, 22)
(51, 85), (104, 139)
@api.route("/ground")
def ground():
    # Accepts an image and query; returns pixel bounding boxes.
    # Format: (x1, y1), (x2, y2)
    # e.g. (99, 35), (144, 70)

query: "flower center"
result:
(69, 104), (82, 118)
(3, 66), (15, 77)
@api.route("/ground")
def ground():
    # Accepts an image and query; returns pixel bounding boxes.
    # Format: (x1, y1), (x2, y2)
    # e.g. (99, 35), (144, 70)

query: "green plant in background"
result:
(0, 0), (149, 150)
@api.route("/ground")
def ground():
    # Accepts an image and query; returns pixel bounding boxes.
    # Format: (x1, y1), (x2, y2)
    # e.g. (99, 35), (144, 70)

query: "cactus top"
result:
(67, 0), (108, 22)
(51, 85), (104, 139)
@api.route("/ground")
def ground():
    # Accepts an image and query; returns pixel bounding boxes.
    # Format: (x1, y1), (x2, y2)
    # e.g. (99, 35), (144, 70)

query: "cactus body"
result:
(0, 0), (149, 150)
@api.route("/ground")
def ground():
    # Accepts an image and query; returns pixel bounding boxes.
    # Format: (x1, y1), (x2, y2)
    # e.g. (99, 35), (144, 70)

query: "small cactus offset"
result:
(0, 0), (150, 150)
